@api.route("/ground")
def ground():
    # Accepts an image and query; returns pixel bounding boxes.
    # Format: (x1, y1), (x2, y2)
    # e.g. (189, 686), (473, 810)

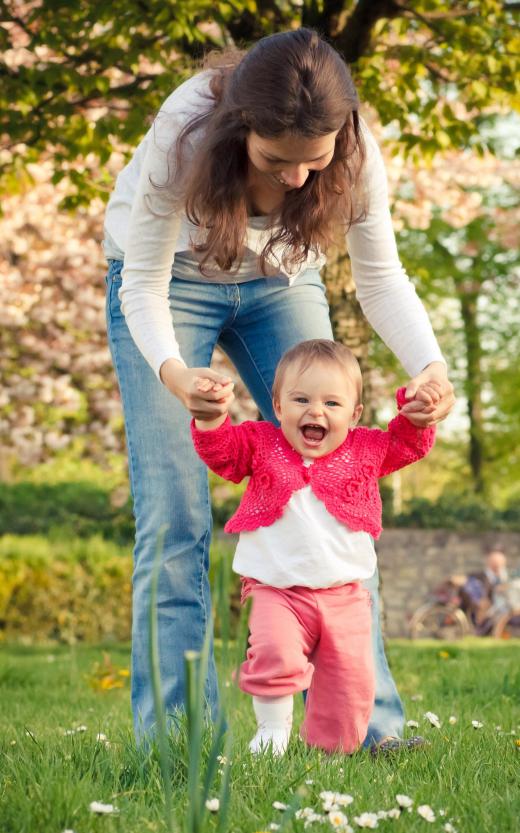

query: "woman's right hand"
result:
(159, 358), (235, 420)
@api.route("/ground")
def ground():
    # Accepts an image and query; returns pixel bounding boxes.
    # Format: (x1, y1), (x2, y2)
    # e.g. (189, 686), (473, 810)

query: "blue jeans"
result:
(105, 259), (404, 743)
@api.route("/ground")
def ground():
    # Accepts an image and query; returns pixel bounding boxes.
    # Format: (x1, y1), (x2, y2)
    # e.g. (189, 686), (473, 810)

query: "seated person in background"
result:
(460, 549), (509, 634)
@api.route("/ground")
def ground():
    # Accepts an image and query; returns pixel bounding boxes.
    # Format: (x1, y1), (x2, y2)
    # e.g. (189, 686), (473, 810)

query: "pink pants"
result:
(239, 578), (375, 754)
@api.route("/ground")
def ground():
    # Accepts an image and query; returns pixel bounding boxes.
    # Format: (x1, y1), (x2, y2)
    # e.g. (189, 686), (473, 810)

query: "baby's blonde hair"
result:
(272, 339), (363, 404)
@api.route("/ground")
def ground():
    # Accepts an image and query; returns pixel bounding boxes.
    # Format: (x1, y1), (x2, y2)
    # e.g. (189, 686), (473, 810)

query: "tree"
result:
(395, 192), (519, 497)
(1, 0), (519, 493)
(2, 1), (518, 202)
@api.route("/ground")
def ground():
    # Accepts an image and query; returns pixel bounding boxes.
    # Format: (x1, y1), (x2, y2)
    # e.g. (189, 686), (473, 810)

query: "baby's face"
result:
(273, 360), (363, 459)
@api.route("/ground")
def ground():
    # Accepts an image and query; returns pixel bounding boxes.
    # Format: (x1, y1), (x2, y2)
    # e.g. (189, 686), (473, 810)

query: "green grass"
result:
(0, 641), (519, 833)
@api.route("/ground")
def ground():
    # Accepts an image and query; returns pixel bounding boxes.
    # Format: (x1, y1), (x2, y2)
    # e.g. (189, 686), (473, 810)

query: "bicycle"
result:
(408, 574), (520, 640)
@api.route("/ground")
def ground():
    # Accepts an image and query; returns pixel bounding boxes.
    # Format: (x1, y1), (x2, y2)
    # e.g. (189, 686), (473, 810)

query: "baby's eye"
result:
(325, 400), (341, 407)
(294, 397), (308, 404)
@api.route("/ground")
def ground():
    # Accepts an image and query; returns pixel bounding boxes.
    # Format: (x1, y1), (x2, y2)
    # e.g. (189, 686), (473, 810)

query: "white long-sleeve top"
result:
(104, 70), (444, 379)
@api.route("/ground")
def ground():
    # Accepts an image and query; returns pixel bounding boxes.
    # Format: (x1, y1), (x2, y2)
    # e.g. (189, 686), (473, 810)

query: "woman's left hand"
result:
(400, 361), (455, 427)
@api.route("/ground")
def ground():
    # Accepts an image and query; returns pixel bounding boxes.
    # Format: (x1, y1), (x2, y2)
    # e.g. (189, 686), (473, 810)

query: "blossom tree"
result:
(1, 0), (518, 499)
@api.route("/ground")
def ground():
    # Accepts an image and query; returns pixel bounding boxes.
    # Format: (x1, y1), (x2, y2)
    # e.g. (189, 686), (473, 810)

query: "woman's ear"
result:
(350, 403), (363, 427)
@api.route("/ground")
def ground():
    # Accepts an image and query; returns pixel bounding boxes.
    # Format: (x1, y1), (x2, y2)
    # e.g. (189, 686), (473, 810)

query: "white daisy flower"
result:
(395, 795), (413, 808)
(406, 720), (419, 728)
(320, 791), (337, 802)
(443, 823), (457, 833)
(216, 754), (229, 765)
(296, 807), (316, 819)
(424, 711), (442, 728)
(410, 694), (423, 701)
(305, 779), (314, 785)
(272, 801), (288, 811)
(336, 794), (354, 807)
(417, 804), (436, 822)
(495, 725), (502, 732)
(320, 791), (354, 808)
(448, 716), (457, 725)
(471, 720), (483, 729)
(329, 810), (350, 828)
(387, 808), (401, 819)
(302, 811), (324, 826)
(376, 810), (388, 819)
(354, 812), (379, 828)
(269, 825), (280, 831)
(89, 801), (119, 815)
(205, 798), (219, 812)
(64, 725), (88, 736)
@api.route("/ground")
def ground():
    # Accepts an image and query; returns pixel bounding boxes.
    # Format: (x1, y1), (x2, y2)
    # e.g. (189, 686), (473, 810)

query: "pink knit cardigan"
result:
(191, 388), (435, 539)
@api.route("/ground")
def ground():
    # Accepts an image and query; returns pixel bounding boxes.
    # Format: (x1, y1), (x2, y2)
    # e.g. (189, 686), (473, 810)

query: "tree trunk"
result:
(321, 237), (375, 425)
(460, 291), (485, 493)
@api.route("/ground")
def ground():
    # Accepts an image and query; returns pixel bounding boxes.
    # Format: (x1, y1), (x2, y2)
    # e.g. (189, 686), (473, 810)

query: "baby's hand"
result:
(195, 377), (224, 394)
(401, 361), (455, 427)
(193, 376), (233, 431)
(411, 381), (443, 411)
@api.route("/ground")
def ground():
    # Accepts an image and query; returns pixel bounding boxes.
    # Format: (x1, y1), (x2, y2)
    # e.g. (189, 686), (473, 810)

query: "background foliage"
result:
(1, 0), (519, 515)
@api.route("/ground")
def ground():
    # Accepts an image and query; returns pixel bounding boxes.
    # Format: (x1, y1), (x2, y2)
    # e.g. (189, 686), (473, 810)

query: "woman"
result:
(104, 28), (454, 744)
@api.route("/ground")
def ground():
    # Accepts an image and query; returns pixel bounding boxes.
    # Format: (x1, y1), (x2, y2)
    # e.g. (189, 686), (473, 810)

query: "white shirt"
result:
(233, 460), (376, 588)
(104, 71), (445, 380)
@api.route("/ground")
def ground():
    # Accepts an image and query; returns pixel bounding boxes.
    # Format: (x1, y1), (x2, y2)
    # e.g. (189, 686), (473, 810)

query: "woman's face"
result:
(246, 130), (339, 191)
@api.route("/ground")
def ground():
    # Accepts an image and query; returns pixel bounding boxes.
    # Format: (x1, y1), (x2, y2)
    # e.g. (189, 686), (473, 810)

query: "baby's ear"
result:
(350, 403), (363, 427)
(273, 398), (282, 421)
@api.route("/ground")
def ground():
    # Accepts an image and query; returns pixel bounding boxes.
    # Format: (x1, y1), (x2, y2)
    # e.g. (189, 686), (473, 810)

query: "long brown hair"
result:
(171, 28), (366, 274)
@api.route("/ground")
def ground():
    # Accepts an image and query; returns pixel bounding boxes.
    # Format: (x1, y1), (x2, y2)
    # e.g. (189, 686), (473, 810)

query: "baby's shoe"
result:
(249, 694), (293, 756)
(249, 724), (292, 756)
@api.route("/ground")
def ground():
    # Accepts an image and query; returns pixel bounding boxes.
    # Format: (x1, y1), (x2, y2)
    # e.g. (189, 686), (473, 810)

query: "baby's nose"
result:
(308, 401), (324, 416)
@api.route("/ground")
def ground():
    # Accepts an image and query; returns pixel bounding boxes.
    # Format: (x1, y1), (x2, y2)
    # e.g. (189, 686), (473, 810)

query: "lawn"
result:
(0, 640), (518, 833)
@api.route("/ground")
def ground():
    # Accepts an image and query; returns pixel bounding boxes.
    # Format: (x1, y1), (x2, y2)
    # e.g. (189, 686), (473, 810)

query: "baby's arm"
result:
(191, 397), (259, 483)
(194, 377), (230, 431)
(378, 387), (437, 477)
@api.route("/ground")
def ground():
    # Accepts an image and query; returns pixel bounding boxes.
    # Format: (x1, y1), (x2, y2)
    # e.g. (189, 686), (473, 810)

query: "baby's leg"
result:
(249, 694), (294, 755)
(239, 583), (319, 755)
(301, 583), (374, 754)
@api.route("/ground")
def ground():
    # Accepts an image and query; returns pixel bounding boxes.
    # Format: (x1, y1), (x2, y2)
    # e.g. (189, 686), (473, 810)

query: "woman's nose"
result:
(280, 164), (309, 188)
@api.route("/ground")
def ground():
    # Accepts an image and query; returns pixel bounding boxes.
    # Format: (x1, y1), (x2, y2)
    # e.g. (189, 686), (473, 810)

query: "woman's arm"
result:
(347, 125), (454, 424)
(118, 73), (213, 380)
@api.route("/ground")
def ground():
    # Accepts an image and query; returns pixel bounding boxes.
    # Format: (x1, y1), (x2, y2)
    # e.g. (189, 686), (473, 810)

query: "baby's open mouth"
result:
(300, 423), (327, 444)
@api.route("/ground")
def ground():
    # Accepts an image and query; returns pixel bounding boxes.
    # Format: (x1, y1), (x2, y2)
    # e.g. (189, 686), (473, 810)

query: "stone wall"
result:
(376, 530), (520, 637)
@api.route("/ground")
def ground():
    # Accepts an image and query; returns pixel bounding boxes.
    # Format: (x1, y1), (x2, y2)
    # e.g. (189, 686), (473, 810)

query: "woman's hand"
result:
(160, 358), (235, 420)
(400, 361), (455, 427)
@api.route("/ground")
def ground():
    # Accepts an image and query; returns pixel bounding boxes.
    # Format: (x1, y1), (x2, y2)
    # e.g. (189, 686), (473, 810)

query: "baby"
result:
(191, 339), (436, 755)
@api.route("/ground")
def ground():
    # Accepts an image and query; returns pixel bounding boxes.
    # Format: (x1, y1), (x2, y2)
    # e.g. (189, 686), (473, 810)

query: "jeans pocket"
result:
(106, 260), (124, 323)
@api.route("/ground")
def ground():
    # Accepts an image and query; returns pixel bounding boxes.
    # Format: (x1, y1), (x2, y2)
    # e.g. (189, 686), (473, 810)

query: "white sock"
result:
(249, 694), (293, 756)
